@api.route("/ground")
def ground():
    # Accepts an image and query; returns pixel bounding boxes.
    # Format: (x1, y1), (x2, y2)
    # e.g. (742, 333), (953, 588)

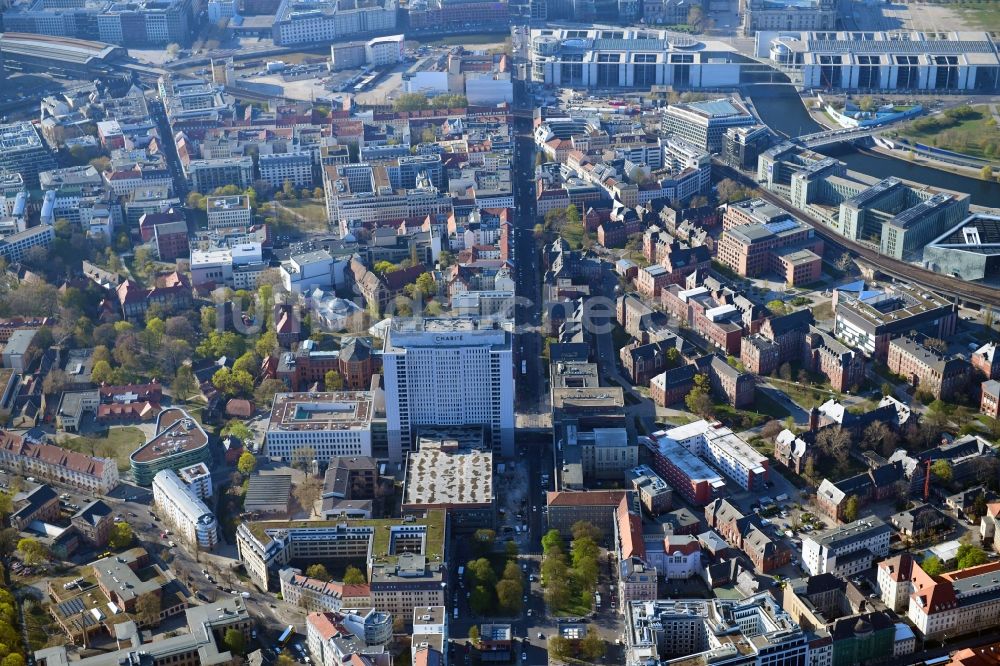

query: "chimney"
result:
(809, 406), (820, 433)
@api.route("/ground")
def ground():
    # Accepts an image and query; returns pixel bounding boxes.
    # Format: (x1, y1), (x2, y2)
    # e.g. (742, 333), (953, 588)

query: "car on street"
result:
(521, 653), (527, 662)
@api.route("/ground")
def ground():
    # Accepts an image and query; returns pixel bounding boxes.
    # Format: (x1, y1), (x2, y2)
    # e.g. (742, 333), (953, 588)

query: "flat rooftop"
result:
(403, 439), (493, 508)
(267, 392), (374, 432)
(131, 408), (208, 464)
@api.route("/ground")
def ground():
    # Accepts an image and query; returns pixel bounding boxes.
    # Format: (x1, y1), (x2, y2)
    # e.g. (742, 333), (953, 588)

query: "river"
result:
(745, 84), (1000, 208)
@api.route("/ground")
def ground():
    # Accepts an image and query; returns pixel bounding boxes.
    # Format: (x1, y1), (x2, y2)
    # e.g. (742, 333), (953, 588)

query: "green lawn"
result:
(781, 382), (834, 410)
(895, 106), (1000, 161)
(811, 302), (834, 321)
(753, 389), (791, 419)
(60, 427), (146, 472)
(420, 32), (509, 46)
(266, 198), (331, 235)
(957, 1), (1000, 31)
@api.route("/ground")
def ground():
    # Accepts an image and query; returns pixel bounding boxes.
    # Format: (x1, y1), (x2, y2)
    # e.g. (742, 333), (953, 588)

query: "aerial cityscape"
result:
(0, 1), (998, 666)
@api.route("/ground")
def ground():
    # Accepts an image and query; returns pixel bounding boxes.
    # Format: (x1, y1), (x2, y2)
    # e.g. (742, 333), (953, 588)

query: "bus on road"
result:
(277, 625), (294, 648)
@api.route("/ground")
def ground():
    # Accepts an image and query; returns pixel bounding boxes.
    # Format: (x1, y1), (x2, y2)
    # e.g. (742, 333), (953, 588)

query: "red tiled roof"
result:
(546, 490), (627, 507)
(0, 431), (109, 477)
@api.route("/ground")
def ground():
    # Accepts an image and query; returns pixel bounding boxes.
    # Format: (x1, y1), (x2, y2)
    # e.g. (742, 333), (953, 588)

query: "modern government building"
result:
(758, 30), (1000, 92)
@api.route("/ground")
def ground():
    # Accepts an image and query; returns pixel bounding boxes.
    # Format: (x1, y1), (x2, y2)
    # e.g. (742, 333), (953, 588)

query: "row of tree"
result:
(464, 556), (523, 616)
(540, 522), (601, 614)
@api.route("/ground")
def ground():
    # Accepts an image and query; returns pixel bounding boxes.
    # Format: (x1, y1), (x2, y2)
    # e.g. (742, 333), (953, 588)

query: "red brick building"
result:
(973, 343), (1000, 380)
(887, 337), (971, 400)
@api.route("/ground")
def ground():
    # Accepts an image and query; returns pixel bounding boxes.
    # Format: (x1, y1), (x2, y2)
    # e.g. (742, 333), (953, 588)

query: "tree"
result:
(237, 451), (257, 476)
(165, 42), (181, 59)
(172, 365), (198, 402)
(16, 538), (48, 565)
(548, 635), (571, 660)
(686, 4), (704, 29)
(224, 628), (246, 655)
(579, 629), (606, 661)
(982, 165), (994, 181)
(956, 543), (989, 569)
(212, 368), (254, 398)
(571, 521), (602, 543)
(863, 421), (899, 458)
(858, 96), (877, 112)
(472, 529), (497, 557)
(541, 529), (564, 555)
(343, 565), (366, 584)
(505, 540), (519, 559)
(544, 578), (571, 610)
(222, 420), (254, 442)
(42, 369), (70, 396)
(467, 558), (497, 589)
(255, 331), (279, 358)
(233, 351), (260, 378)
(414, 272), (436, 300)
(92, 359), (114, 385)
(293, 476), (322, 516)
(816, 426), (852, 466)
(468, 626), (480, 645)
(930, 459), (953, 485)
(921, 555), (944, 576)
(136, 594), (161, 627)
(469, 585), (492, 615)
(255, 378), (286, 406)
(0, 492), (11, 517)
(305, 564), (331, 581)
(324, 370), (344, 391)
(685, 374), (714, 418)
(842, 495), (859, 523)
(108, 522), (133, 550)
(393, 93), (430, 111)
(2, 655), (24, 666)
(496, 579), (522, 614)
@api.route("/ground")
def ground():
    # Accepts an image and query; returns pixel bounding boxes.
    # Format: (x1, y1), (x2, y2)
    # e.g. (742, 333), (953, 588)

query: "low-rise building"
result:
(11, 484), (60, 531)
(280, 568), (373, 613)
(0, 431), (119, 493)
(70, 499), (114, 548)
(545, 490), (631, 542)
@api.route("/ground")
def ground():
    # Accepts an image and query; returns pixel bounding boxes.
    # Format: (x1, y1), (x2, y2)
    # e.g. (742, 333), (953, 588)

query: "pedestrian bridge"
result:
(794, 125), (884, 148)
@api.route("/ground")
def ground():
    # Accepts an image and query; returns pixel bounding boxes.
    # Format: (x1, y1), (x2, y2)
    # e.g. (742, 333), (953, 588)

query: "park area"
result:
(264, 198), (331, 236)
(59, 426), (146, 472)
(893, 105), (1000, 162)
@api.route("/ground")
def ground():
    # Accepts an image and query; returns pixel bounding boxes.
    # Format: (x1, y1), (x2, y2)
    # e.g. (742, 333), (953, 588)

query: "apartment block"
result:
(152, 469), (219, 551)
(279, 568), (372, 613)
(206, 195), (252, 229)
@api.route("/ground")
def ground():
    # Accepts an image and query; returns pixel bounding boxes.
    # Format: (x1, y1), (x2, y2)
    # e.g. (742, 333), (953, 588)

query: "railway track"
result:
(713, 161), (1000, 309)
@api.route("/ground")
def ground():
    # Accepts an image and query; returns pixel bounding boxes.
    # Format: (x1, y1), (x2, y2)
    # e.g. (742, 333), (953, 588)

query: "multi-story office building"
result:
(259, 152), (314, 189)
(833, 283), (957, 362)
(723, 124), (772, 170)
(717, 207), (824, 286)
(323, 163), (452, 230)
(187, 158), (255, 194)
(0, 431), (119, 493)
(382, 317), (514, 461)
(641, 430), (727, 506)
(529, 28), (745, 91)
(152, 469), (219, 551)
(236, 510), (446, 619)
(264, 392), (374, 462)
(802, 516), (890, 577)
(661, 98), (756, 153)
(206, 195), (252, 229)
(307, 609), (393, 666)
(3, 0), (193, 46)
(743, 0), (835, 34)
(924, 213), (1000, 283)
(0, 225), (56, 265)
(625, 595), (810, 666)
(653, 419), (769, 492)
(130, 408), (211, 486)
(0, 122), (57, 188)
(887, 337), (971, 400)
(279, 568), (372, 612)
(763, 30), (1000, 92)
(271, 0), (397, 45)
